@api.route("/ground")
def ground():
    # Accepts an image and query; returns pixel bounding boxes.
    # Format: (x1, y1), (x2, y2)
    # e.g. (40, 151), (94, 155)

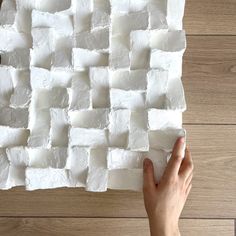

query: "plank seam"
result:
(0, 216), (234, 220)
(183, 123), (236, 126)
(186, 34), (236, 37)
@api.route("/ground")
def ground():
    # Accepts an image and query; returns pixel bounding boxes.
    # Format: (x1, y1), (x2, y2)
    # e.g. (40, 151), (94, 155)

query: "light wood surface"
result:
(0, 218), (233, 236)
(183, 36), (236, 124)
(0, 0), (236, 235)
(184, 0), (236, 35)
(0, 125), (235, 218)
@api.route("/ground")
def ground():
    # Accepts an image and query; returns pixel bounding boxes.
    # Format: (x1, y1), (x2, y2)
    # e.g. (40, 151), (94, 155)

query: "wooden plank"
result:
(0, 218), (233, 236)
(184, 0), (236, 35)
(183, 36), (236, 124)
(0, 125), (235, 218)
(180, 219), (234, 236)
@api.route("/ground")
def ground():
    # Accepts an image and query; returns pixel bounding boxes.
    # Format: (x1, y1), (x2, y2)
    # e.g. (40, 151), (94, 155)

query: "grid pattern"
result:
(0, 0), (186, 191)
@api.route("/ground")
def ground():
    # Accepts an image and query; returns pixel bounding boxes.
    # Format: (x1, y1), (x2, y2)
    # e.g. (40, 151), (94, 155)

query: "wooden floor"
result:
(0, 0), (236, 235)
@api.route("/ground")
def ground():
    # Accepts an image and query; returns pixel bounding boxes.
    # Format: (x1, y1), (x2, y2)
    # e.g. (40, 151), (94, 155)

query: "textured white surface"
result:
(0, 0), (186, 191)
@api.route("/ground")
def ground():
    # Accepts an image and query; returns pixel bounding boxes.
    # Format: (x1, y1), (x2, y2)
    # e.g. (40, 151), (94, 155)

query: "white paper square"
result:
(73, 48), (109, 69)
(69, 128), (108, 147)
(66, 146), (89, 187)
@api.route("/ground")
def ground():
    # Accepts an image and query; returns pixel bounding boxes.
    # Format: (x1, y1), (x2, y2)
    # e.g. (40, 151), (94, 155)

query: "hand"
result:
(143, 137), (193, 236)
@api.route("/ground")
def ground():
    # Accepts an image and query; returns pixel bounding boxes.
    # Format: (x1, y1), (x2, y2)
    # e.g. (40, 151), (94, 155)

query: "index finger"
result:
(164, 137), (185, 177)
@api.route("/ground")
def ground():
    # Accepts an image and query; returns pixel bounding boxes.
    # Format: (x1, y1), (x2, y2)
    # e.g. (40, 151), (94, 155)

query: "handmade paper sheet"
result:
(0, 0), (186, 191)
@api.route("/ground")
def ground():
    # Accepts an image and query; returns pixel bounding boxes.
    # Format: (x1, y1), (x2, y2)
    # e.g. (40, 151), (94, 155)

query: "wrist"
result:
(149, 216), (180, 236)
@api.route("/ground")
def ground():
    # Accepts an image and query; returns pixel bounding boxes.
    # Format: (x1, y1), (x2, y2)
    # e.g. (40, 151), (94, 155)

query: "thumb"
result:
(143, 158), (156, 193)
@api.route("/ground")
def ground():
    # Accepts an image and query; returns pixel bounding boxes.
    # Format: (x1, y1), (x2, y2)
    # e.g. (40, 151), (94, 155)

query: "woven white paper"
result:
(0, 0), (186, 191)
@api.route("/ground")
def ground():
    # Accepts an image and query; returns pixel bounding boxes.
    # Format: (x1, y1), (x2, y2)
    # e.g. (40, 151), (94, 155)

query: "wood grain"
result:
(183, 36), (236, 124)
(0, 0), (236, 234)
(0, 218), (233, 236)
(184, 0), (236, 35)
(0, 125), (235, 218)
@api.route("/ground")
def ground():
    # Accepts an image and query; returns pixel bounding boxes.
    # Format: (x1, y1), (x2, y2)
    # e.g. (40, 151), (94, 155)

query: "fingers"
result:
(143, 158), (156, 193)
(180, 148), (194, 179)
(164, 137), (185, 177)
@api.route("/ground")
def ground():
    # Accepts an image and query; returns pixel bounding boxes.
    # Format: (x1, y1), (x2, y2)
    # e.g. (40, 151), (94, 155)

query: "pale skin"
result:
(143, 137), (194, 236)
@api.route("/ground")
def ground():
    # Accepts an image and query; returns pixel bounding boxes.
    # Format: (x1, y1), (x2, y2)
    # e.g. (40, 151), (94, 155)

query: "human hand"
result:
(143, 137), (193, 236)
